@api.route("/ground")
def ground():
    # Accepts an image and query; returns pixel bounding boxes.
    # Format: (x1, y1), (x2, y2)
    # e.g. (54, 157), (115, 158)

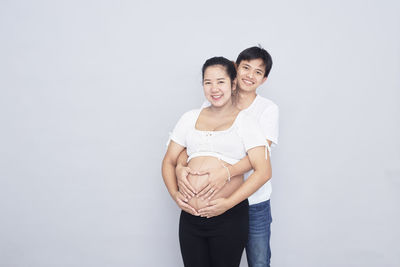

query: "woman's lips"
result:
(211, 95), (222, 100)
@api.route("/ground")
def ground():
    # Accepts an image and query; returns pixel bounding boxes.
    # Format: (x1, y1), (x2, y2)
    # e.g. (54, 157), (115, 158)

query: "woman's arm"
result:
(162, 141), (198, 216)
(198, 145), (271, 218)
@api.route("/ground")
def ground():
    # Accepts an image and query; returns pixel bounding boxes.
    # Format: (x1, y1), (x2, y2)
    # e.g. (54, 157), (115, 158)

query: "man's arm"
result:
(197, 139), (272, 200)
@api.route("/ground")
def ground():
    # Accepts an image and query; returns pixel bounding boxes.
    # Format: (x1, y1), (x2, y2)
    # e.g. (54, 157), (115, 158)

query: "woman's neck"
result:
(209, 100), (238, 116)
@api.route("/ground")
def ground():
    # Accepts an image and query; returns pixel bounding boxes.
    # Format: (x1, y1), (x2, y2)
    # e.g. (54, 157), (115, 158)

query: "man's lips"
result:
(242, 79), (255, 86)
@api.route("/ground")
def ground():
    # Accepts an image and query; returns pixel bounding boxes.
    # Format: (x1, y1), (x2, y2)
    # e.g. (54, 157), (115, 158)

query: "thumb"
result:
(207, 199), (218, 206)
(196, 170), (209, 176)
(189, 169), (204, 175)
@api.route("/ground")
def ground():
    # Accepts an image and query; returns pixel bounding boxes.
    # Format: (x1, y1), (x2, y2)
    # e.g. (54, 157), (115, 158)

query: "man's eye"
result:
(218, 81), (225, 84)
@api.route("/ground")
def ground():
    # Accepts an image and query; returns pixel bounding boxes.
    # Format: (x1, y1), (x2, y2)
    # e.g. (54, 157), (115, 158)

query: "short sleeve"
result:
(167, 110), (197, 148)
(259, 104), (279, 145)
(237, 113), (266, 152)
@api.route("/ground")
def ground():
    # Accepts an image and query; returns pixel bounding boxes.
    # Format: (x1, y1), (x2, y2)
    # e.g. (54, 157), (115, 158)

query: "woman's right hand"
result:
(173, 190), (199, 216)
(176, 164), (197, 199)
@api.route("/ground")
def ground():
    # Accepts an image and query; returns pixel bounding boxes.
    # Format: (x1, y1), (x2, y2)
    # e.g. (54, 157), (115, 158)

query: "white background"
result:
(1, 0), (399, 266)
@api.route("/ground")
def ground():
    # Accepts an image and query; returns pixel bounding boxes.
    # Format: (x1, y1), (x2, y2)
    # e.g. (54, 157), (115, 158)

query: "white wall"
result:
(0, 0), (399, 266)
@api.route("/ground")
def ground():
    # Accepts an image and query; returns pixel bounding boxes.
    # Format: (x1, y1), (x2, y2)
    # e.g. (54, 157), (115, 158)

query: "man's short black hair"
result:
(236, 45), (273, 78)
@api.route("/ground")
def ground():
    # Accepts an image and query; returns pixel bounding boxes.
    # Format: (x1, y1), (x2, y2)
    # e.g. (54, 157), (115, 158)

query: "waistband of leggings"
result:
(181, 199), (248, 222)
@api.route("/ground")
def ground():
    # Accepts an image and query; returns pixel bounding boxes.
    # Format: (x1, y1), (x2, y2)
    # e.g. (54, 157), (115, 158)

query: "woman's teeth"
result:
(212, 95), (222, 100)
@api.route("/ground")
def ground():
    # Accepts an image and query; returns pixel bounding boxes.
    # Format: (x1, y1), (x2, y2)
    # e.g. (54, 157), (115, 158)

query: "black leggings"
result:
(179, 200), (249, 267)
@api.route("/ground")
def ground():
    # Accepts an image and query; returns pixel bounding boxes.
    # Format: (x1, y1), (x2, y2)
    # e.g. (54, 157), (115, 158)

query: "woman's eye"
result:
(218, 81), (225, 84)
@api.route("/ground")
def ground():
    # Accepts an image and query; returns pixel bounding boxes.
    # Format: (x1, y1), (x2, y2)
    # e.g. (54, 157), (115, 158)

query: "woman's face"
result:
(203, 65), (235, 108)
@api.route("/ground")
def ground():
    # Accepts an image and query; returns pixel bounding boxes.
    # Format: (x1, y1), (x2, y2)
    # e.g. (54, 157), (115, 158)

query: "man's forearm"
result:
(226, 168), (271, 209)
(162, 158), (179, 199)
(227, 156), (252, 178)
(228, 140), (272, 178)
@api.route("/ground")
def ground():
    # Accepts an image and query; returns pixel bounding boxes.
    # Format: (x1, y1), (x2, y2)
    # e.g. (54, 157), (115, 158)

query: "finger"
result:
(185, 205), (199, 216)
(177, 191), (188, 202)
(177, 199), (198, 215)
(207, 199), (218, 206)
(183, 206), (198, 216)
(197, 206), (212, 214)
(204, 187), (215, 199)
(177, 184), (189, 200)
(201, 211), (213, 218)
(197, 184), (212, 198)
(179, 167), (191, 178)
(208, 188), (220, 200)
(182, 179), (196, 196)
(179, 183), (194, 198)
(195, 170), (209, 176)
(177, 197), (198, 214)
(188, 169), (200, 175)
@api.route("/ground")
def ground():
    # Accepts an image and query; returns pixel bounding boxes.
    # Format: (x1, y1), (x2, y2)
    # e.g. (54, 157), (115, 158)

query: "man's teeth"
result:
(243, 79), (253, 85)
(212, 95), (222, 99)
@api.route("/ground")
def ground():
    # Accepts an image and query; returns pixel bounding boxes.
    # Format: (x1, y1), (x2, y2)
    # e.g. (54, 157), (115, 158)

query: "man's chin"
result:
(238, 86), (256, 92)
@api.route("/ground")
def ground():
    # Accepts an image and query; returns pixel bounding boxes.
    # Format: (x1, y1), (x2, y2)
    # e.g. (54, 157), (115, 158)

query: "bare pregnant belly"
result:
(187, 156), (243, 211)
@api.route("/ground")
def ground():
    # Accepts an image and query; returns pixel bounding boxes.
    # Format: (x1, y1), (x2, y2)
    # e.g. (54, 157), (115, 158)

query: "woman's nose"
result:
(210, 85), (219, 92)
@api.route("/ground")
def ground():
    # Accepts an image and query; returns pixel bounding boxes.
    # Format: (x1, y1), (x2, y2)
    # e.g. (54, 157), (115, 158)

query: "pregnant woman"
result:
(162, 57), (271, 267)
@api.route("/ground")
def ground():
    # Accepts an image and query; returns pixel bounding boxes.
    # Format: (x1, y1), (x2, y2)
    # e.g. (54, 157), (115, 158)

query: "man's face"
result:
(236, 59), (267, 92)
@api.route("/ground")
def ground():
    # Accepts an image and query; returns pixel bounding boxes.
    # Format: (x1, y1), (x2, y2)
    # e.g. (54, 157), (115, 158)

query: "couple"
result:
(162, 46), (279, 267)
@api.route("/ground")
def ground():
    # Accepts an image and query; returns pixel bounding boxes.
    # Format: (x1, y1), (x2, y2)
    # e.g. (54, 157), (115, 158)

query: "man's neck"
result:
(234, 90), (257, 110)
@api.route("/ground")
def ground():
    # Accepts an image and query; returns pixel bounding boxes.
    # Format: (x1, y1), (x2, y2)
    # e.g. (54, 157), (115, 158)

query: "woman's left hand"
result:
(198, 198), (231, 218)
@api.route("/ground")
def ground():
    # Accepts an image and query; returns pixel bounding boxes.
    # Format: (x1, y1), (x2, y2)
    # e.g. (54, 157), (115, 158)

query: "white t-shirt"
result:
(202, 95), (279, 205)
(169, 108), (266, 165)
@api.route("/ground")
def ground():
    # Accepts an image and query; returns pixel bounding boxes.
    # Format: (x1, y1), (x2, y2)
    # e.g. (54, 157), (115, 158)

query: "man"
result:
(176, 46), (279, 267)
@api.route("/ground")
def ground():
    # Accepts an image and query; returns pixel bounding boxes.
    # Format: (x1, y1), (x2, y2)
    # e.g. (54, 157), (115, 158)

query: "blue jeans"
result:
(245, 200), (272, 267)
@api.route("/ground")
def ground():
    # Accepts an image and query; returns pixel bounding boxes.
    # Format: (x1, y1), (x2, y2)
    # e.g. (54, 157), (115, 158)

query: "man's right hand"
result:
(176, 164), (197, 199)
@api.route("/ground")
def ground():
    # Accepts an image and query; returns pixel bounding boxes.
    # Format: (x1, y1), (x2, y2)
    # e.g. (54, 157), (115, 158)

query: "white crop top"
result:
(169, 108), (265, 164)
